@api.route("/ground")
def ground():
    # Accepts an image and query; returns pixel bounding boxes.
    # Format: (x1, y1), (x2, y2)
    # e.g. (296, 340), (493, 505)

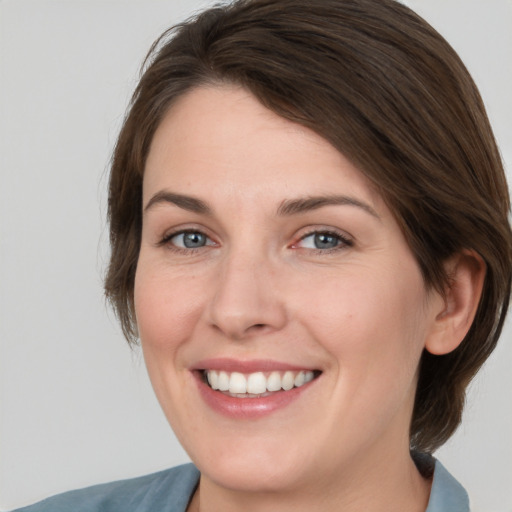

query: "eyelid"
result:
(157, 226), (217, 249)
(155, 224), (353, 253)
(291, 227), (354, 251)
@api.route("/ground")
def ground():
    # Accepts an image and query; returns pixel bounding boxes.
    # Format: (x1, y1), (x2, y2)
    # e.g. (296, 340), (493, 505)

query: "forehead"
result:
(143, 85), (382, 212)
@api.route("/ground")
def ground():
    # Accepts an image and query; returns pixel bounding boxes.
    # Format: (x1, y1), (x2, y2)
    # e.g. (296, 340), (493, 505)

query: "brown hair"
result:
(105, 0), (512, 453)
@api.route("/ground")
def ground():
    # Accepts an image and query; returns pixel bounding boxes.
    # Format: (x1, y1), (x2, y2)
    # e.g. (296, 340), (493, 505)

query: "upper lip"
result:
(191, 358), (318, 373)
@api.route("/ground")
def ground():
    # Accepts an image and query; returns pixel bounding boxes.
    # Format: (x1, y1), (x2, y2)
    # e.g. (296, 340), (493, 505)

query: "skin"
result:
(134, 85), (481, 511)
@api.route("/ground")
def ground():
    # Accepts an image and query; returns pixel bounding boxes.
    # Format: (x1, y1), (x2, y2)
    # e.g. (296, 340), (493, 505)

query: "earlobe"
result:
(425, 250), (486, 356)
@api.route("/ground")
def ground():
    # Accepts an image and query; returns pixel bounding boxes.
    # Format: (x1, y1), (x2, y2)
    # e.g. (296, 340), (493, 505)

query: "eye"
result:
(295, 230), (352, 251)
(166, 230), (215, 250)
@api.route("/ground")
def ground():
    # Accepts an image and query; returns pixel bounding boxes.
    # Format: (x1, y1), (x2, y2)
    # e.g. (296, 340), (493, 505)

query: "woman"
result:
(13, 0), (511, 510)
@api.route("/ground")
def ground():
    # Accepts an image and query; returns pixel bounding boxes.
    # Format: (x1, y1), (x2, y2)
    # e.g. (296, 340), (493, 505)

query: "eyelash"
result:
(158, 228), (353, 254)
(293, 229), (353, 253)
(158, 229), (216, 254)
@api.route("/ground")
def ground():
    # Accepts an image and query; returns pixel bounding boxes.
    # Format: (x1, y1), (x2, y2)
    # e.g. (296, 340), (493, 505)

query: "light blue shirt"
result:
(427, 460), (470, 511)
(11, 459), (469, 511)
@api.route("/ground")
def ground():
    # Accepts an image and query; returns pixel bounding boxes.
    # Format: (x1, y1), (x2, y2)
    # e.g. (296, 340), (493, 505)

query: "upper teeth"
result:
(205, 370), (315, 395)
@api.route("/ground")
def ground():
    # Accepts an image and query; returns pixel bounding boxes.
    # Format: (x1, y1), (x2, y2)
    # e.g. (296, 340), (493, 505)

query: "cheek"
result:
(298, 261), (429, 376)
(302, 268), (429, 436)
(134, 263), (204, 353)
(133, 262), (206, 430)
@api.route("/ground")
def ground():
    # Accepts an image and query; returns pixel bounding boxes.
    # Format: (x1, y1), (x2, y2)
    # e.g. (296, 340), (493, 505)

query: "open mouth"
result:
(201, 369), (321, 398)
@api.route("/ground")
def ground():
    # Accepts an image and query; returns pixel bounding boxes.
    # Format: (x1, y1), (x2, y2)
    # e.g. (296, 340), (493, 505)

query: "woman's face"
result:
(135, 85), (442, 493)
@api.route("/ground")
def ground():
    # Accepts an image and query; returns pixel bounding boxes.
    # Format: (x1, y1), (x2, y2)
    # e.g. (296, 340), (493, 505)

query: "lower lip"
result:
(194, 372), (316, 419)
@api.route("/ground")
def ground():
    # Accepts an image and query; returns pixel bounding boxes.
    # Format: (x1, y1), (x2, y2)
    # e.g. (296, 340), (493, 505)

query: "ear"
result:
(425, 250), (486, 355)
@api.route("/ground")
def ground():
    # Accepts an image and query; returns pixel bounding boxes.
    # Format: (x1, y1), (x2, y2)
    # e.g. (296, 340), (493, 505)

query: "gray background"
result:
(0, 1), (510, 510)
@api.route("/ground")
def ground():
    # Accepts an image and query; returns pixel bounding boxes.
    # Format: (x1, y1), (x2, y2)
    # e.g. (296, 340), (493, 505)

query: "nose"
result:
(207, 249), (287, 340)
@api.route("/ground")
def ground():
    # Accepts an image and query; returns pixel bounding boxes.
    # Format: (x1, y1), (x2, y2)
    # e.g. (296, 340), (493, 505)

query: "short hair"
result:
(105, 0), (512, 453)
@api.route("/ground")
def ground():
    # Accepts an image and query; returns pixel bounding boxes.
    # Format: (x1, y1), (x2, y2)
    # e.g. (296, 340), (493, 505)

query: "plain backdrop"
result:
(0, 1), (510, 511)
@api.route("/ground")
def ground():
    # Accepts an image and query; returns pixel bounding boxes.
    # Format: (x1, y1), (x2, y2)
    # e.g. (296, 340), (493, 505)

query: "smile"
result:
(203, 369), (316, 397)
(192, 359), (322, 418)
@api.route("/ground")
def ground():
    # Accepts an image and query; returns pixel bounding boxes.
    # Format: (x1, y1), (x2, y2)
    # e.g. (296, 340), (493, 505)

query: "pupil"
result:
(315, 233), (338, 249)
(184, 232), (205, 248)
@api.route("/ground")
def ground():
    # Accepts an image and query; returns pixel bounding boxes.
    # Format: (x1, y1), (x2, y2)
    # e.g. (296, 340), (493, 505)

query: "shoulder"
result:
(10, 463), (200, 512)
(426, 459), (470, 512)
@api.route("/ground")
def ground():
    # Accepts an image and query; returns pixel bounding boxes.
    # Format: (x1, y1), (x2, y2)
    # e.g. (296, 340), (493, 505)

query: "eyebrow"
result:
(277, 195), (380, 218)
(144, 191), (211, 215)
(144, 190), (379, 219)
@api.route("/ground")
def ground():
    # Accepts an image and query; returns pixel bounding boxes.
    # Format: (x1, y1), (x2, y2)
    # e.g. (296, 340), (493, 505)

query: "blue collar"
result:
(425, 459), (470, 512)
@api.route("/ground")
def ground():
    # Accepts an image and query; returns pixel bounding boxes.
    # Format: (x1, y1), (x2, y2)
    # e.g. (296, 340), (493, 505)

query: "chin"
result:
(197, 449), (315, 493)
